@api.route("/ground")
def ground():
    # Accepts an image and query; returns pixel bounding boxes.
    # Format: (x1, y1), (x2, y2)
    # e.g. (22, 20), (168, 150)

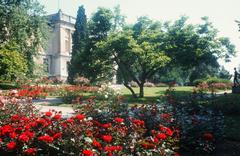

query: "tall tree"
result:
(0, 0), (49, 75)
(97, 24), (170, 97)
(68, 5), (88, 83)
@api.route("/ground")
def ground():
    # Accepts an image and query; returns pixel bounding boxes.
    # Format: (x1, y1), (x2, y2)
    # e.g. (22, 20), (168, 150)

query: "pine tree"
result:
(68, 5), (88, 83)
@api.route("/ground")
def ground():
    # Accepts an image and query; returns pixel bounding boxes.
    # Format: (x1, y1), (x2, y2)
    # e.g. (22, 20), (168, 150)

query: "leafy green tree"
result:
(68, 5), (88, 83)
(0, 43), (27, 81)
(83, 7), (114, 82)
(162, 16), (235, 83)
(97, 28), (170, 98)
(0, 0), (49, 75)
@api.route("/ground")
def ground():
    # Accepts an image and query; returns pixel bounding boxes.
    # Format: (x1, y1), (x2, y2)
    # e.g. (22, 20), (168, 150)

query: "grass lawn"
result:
(120, 86), (193, 104)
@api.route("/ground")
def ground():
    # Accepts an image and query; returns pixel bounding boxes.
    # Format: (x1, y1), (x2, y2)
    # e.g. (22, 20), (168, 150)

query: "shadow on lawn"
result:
(122, 90), (192, 104)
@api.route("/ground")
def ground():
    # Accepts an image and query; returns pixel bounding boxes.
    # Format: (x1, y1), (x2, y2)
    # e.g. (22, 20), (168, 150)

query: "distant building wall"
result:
(38, 10), (75, 81)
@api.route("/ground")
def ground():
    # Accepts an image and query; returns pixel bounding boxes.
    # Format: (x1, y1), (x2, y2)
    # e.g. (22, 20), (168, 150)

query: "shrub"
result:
(130, 81), (138, 87)
(155, 83), (168, 87)
(144, 82), (155, 87)
(193, 77), (231, 86)
(73, 76), (90, 86)
(0, 95), (179, 155)
(0, 47), (28, 81)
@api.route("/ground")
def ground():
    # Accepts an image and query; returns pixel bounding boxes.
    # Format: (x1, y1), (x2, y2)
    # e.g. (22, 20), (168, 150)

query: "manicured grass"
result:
(120, 86), (193, 103)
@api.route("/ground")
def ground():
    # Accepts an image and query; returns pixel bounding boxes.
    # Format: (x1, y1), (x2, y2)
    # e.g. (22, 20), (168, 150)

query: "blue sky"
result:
(38, 0), (240, 73)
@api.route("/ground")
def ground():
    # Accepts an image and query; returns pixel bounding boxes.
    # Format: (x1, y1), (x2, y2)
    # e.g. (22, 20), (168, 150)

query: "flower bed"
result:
(0, 86), (224, 155)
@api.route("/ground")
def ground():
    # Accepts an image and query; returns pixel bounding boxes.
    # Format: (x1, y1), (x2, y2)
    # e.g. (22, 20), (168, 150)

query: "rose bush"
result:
(0, 90), (179, 155)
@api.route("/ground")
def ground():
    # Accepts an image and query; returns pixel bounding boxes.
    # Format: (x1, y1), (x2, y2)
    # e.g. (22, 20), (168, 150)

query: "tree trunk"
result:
(124, 83), (137, 98)
(139, 83), (144, 98)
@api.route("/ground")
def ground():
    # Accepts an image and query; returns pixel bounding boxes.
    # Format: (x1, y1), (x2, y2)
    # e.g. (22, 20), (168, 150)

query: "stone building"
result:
(38, 10), (117, 83)
(38, 10), (75, 81)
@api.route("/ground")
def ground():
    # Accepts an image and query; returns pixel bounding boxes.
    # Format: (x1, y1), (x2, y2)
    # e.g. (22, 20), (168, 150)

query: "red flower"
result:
(104, 145), (123, 152)
(1, 125), (13, 135)
(114, 117), (124, 123)
(75, 114), (85, 120)
(45, 111), (52, 117)
(157, 133), (167, 140)
(92, 139), (101, 148)
(66, 118), (74, 123)
(24, 148), (37, 155)
(38, 135), (53, 143)
(82, 149), (93, 156)
(102, 135), (113, 143)
(102, 123), (112, 129)
(7, 141), (16, 150)
(9, 132), (17, 139)
(11, 115), (20, 122)
(19, 133), (29, 143)
(203, 132), (214, 141)
(132, 119), (145, 126)
(160, 113), (171, 119)
(53, 114), (61, 120)
(53, 132), (62, 140)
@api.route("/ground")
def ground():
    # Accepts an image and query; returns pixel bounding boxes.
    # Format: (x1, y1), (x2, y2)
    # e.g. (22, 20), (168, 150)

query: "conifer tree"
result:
(68, 5), (88, 83)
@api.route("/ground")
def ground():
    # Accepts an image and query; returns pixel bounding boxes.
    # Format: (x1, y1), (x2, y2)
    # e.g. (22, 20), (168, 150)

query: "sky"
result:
(38, 0), (240, 74)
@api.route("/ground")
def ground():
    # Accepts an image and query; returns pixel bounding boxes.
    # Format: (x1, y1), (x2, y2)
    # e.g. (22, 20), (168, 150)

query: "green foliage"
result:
(69, 7), (114, 83)
(0, 0), (49, 75)
(0, 45), (28, 81)
(0, 83), (20, 90)
(193, 77), (231, 86)
(97, 17), (171, 97)
(68, 6), (88, 83)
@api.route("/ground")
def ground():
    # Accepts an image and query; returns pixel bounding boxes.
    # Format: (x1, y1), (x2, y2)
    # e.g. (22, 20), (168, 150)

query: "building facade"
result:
(38, 10), (117, 83)
(39, 10), (75, 81)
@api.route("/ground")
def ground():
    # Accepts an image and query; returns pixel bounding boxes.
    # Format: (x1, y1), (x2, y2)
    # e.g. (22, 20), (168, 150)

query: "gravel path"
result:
(33, 98), (74, 117)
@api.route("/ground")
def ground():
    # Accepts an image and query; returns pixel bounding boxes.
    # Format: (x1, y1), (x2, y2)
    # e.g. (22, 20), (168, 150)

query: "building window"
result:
(43, 58), (49, 73)
(65, 29), (71, 53)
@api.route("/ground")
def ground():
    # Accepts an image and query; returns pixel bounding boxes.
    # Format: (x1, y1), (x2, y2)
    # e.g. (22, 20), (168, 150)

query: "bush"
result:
(193, 77), (231, 86)
(144, 82), (155, 87)
(130, 81), (138, 87)
(0, 47), (28, 81)
(155, 83), (168, 87)
(0, 94), (179, 155)
(0, 83), (20, 90)
(73, 76), (90, 86)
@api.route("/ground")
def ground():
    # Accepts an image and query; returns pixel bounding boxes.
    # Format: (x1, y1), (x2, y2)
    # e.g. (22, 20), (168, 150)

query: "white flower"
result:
(104, 94), (108, 99)
(84, 137), (93, 143)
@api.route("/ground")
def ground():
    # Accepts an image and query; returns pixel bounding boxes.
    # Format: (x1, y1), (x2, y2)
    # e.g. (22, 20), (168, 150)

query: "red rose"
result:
(7, 141), (16, 150)
(11, 115), (20, 122)
(38, 135), (53, 143)
(45, 111), (52, 117)
(102, 135), (113, 143)
(75, 114), (85, 120)
(82, 149), (93, 156)
(203, 132), (214, 141)
(114, 117), (124, 123)
(24, 148), (37, 155)
(157, 133), (167, 140)
(92, 139), (101, 148)
(102, 123), (112, 129)
(53, 132), (62, 140)
(132, 119), (145, 126)
(19, 134), (29, 143)
(53, 114), (61, 120)
(66, 118), (74, 123)
(9, 132), (17, 139)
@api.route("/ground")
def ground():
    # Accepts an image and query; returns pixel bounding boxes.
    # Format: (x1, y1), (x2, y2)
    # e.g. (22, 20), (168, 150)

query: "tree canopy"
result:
(0, 0), (49, 76)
